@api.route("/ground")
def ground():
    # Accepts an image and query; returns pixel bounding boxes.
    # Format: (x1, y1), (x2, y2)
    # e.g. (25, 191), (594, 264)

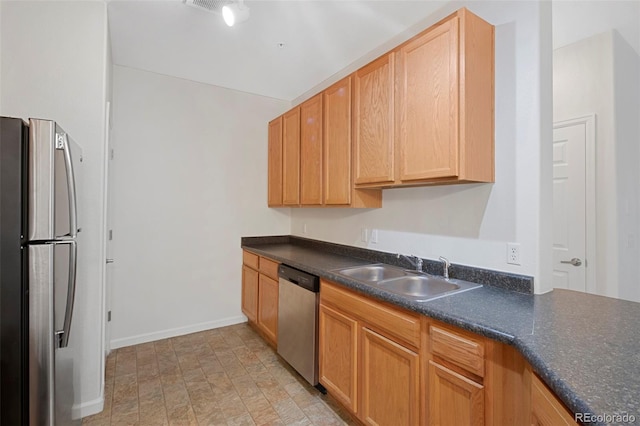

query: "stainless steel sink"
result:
(335, 264), (407, 283)
(333, 264), (482, 302)
(377, 275), (482, 302)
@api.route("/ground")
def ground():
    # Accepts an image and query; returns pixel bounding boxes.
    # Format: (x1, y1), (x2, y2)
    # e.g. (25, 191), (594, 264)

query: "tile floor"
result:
(82, 323), (356, 426)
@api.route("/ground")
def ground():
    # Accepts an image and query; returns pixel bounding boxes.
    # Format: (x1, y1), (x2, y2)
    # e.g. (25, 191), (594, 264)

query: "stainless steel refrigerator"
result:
(1, 117), (82, 425)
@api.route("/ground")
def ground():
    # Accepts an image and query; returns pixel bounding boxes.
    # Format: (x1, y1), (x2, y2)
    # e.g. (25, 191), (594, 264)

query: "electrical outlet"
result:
(361, 228), (368, 243)
(303, 224), (308, 234)
(371, 229), (379, 244)
(507, 243), (521, 265)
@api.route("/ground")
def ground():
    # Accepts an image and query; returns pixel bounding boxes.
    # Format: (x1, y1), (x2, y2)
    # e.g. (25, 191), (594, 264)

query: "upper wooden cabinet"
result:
(267, 7), (494, 204)
(300, 94), (323, 205)
(396, 17), (460, 182)
(353, 53), (396, 186)
(324, 76), (382, 208)
(267, 117), (283, 207)
(323, 77), (353, 205)
(268, 77), (381, 208)
(356, 8), (494, 188)
(282, 107), (300, 205)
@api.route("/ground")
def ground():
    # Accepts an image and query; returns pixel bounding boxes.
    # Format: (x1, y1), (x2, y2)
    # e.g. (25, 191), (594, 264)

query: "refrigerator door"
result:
(28, 244), (55, 426)
(29, 242), (79, 426)
(28, 119), (81, 242)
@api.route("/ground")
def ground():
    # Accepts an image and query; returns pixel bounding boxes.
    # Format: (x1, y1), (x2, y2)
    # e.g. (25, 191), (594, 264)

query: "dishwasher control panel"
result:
(278, 264), (319, 292)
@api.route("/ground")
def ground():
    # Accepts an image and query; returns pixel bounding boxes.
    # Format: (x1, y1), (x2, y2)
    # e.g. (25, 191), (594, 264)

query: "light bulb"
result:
(221, 3), (250, 27)
(222, 5), (235, 26)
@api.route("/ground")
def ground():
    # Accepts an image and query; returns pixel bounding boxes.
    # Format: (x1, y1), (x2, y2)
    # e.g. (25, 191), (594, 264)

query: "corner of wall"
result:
(536, 0), (554, 294)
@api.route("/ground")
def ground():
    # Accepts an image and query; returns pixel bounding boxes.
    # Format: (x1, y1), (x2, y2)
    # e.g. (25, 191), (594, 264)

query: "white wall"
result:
(613, 32), (640, 302)
(553, 4), (640, 302)
(291, 1), (553, 292)
(0, 1), (110, 418)
(553, 33), (618, 297)
(552, 0), (640, 55)
(109, 65), (290, 348)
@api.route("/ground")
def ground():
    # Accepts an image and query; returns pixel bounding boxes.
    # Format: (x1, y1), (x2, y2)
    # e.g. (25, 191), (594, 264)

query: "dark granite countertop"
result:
(242, 238), (640, 425)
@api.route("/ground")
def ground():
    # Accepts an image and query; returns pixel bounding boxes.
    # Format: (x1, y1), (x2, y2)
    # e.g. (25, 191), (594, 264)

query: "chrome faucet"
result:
(439, 256), (451, 279)
(397, 253), (423, 272)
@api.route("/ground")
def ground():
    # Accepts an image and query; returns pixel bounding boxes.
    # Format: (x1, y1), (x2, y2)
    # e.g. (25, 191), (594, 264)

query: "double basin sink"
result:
(333, 264), (482, 302)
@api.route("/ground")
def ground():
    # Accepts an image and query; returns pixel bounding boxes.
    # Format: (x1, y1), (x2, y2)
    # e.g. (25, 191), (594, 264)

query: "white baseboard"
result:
(74, 395), (104, 419)
(110, 316), (247, 349)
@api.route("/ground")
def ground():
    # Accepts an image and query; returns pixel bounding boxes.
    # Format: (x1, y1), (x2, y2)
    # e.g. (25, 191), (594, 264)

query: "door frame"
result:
(552, 114), (596, 293)
(102, 100), (113, 356)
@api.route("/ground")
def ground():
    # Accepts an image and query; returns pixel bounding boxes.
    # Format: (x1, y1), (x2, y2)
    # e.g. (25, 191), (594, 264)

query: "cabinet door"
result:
(282, 107), (300, 205)
(241, 266), (258, 323)
(353, 53), (395, 186)
(531, 374), (578, 426)
(319, 304), (358, 413)
(323, 76), (352, 205)
(257, 274), (278, 344)
(300, 94), (323, 205)
(396, 18), (459, 182)
(428, 360), (484, 426)
(268, 117), (283, 206)
(361, 327), (419, 426)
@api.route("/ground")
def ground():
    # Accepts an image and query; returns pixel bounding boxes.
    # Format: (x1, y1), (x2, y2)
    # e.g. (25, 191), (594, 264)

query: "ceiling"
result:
(107, 0), (446, 101)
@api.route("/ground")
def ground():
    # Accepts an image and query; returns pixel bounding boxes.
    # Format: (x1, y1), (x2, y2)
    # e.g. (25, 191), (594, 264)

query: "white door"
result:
(552, 116), (595, 292)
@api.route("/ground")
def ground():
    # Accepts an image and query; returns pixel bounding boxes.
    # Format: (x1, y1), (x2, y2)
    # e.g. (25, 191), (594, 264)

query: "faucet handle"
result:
(414, 256), (423, 270)
(438, 256), (451, 279)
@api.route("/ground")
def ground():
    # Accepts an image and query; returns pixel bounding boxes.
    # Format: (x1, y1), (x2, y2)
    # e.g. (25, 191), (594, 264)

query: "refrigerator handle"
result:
(54, 239), (77, 348)
(59, 133), (78, 238)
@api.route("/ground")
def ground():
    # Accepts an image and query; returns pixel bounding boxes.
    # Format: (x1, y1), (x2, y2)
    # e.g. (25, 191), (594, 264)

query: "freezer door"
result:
(28, 119), (81, 241)
(29, 242), (79, 426)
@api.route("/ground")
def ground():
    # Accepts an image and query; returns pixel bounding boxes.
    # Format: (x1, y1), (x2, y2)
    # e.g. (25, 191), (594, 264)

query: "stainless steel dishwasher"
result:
(277, 264), (321, 387)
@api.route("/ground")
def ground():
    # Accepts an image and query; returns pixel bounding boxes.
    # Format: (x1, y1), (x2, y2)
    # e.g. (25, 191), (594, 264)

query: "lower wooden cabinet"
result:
(241, 265), (258, 322)
(428, 360), (484, 426)
(531, 372), (578, 426)
(241, 250), (280, 346)
(361, 327), (419, 426)
(318, 304), (358, 413)
(319, 280), (420, 425)
(257, 274), (279, 345)
(239, 273), (578, 426)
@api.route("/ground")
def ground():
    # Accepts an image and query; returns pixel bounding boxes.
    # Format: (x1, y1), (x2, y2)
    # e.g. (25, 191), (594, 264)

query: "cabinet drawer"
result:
(243, 250), (259, 269)
(321, 280), (420, 348)
(259, 256), (279, 280)
(430, 324), (484, 377)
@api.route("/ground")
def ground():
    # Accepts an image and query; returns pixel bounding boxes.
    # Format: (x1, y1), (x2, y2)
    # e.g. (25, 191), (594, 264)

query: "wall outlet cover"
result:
(371, 229), (379, 244)
(507, 242), (521, 265)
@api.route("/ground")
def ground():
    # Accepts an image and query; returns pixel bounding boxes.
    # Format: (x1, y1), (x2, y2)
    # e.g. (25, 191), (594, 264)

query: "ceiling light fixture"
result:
(222, 0), (250, 27)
